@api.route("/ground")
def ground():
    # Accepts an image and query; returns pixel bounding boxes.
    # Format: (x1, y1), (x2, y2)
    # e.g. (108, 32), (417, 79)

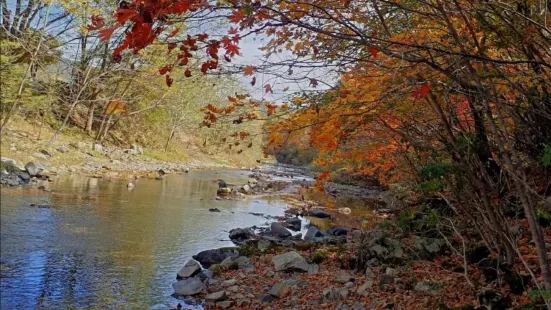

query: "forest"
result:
(1, 0), (551, 309)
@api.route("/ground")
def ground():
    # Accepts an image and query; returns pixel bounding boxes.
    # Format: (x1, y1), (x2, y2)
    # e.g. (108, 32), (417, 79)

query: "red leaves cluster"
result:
(89, 0), (241, 79)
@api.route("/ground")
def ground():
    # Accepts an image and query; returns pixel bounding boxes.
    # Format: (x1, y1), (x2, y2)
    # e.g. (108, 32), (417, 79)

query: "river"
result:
(0, 169), (289, 309)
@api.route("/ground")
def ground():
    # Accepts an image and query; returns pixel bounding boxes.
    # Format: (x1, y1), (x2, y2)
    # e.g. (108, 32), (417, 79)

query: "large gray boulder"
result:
(172, 277), (204, 296)
(193, 248), (239, 268)
(177, 259), (201, 279)
(229, 227), (255, 242)
(284, 217), (301, 231)
(270, 222), (291, 238)
(272, 251), (309, 272)
(25, 162), (43, 176)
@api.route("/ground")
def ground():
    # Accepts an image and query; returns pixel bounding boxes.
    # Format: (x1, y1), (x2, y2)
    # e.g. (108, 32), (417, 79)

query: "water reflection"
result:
(0, 170), (286, 309)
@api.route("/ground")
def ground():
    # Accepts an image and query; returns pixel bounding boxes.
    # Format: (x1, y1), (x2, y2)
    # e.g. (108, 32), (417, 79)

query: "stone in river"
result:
(177, 259), (201, 279)
(172, 277), (204, 296)
(193, 248), (239, 268)
(270, 222), (291, 238)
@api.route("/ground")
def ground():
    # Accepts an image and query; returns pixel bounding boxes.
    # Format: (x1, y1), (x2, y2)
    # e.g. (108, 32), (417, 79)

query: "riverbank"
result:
(0, 118), (263, 186)
(163, 173), (548, 310)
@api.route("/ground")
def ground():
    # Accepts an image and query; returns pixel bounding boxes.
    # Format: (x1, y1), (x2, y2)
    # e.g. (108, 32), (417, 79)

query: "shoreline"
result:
(162, 173), (545, 310)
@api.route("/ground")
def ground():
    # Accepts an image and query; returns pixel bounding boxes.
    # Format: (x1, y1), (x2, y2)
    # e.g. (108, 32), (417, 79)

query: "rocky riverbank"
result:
(159, 172), (547, 310)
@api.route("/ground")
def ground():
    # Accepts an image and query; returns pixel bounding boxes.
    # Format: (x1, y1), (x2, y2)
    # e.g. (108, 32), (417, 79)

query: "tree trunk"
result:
(86, 102), (96, 135)
(10, 0), (22, 34)
(1, 0), (12, 29)
(165, 125), (176, 152)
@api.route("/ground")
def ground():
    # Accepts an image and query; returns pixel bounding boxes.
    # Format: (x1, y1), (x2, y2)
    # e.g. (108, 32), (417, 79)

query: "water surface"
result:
(0, 169), (286, 309)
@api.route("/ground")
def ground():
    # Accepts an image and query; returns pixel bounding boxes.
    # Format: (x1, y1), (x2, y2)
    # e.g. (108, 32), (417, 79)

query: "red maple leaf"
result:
(412, 84), (431, 99)
(166, 75), (173, 87)
(251, 77), (256, 86)
(310, 79), (319, 88)
(225, 43), (240, 56)
(228, 9), (245, 23)
(185, 69), (192, 77)
(264, 84), (273, 94)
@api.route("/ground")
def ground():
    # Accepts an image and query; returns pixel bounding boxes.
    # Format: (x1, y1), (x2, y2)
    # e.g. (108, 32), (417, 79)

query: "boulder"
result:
(197, 269), (214, 280)
(193, 248), (238, 268)
(205, 291), (227, 302)
(217, 301), (234, 309)
(172, 277), (204, 296)
(229, 227), (255, 242)
(25, 162), (43, 176)
(272, 251), (310, 272)
(177, 259), (201, 279)
(209, 208), (221, 212)
(304, 226), (324, 241)
(240, 184), (251, 193)
(220, 257), (238, 270)
(284, 217), (301, 231)
(270, 222), (291, 238)
(328, 227), (349, 236)
(269, 281), (291, 298)
(310, 209), (331, 218)
(335, 270), (354, 284)
(217, 179), (227, 188)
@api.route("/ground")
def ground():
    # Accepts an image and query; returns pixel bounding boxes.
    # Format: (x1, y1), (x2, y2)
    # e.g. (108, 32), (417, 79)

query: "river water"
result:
(0, 169), (289, 309)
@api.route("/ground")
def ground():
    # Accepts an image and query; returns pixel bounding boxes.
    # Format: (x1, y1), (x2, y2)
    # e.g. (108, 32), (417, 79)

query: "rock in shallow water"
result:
(192, 248), (238, 268)
(172, 277), (204, 296)
(284, 217), (301, 231)
(304, 226), (324, 241)
(177, 259), (201, 279)
(270, 222), (291, 238)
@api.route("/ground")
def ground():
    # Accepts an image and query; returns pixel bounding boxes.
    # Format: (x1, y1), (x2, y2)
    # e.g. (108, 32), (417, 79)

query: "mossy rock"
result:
(208, 264), (222, 274)
(311, 249), (331, 264)
(237, 242), (261, 257)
